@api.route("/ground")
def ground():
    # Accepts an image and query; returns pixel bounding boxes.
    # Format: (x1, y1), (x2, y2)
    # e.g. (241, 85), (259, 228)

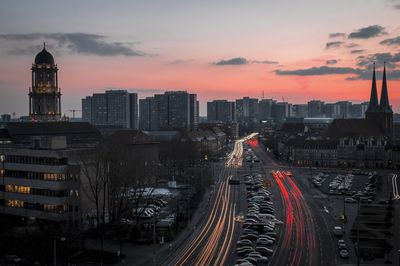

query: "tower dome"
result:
(34, 43), (55, 65)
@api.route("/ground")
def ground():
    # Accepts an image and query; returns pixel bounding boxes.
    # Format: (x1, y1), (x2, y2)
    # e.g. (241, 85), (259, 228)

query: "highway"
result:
(270, 170), (319, 266)
(169, 134), (253, 266)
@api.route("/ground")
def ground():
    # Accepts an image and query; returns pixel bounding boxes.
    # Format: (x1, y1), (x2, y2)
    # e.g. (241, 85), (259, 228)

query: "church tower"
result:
(29, 43), (62, 121)
(366, 63), (393, 138)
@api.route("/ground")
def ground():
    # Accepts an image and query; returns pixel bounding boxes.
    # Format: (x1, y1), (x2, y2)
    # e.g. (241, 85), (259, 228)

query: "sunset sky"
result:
(0, 0), (399, 116)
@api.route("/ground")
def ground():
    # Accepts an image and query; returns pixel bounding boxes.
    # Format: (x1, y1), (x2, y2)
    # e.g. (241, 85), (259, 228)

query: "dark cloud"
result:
(0, 33), (145, 56)
(350, 49), (364, 54)
(356, 52), (400, 70)
(348, 25), (386, 39)
(347, 70), (400, 80)
(325, 41), (343, 49)
(326, 59), (338, 65)
(275, 66), (360, 76)
(329, 33), (346, 38)
(346, 43), (360, 48)
(380, 36), (400, 46)
(395, 4), (400, 9)
(252, 60), (279, 64)
(212, 57), (248, 66)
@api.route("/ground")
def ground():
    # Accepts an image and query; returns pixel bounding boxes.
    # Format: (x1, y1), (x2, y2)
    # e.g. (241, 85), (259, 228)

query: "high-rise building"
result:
(307, 100), (325, 117)
(259, 99), (276, 120)
(139, 97), (159, 131)
(236, 97), (259, 124)
(291, 104), (308, 118)
(350, 102), (369, 118)
(81, 90), (138, 129)
(29, 44), (62, 121)
(323, 103), (339, 118)
(271, 102), (291, 123)
(336, 101), (352, 118)
(82, 96), (92, 123)
(139, 91), (198, 131)
(207, 100), (236, 123)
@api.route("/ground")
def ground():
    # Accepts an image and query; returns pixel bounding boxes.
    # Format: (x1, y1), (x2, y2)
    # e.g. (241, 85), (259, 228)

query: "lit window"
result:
(6, 199), (24, 208)
(5, 185), (31, 194)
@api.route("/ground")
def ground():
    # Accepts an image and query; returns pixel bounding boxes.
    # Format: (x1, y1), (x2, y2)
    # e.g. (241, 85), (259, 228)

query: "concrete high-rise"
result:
(81, 90), (138, 129)
(207, 100), (236, 123)
(258, 99), (276, 120)
(139, 91), (198, 131)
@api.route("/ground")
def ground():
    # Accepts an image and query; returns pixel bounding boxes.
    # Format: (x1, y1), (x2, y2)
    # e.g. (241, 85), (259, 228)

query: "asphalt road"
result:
(253, 144), (338, 266)
(167, 135), (253, 266)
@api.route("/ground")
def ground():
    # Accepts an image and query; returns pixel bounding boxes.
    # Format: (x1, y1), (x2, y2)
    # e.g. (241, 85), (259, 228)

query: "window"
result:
(6, 199), (24, 208)
(5, 185), (30, 194)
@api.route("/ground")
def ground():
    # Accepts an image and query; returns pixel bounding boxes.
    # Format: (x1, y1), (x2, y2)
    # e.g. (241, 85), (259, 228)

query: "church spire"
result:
(379, 62), (392, 113)
(366, 63), (378, 112)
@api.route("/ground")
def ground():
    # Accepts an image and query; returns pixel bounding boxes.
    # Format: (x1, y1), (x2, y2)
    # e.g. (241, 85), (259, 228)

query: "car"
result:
(255, 246), (274, 256)
(236, 259), (253, 266)
(243, 228), (259, 235)
(5, 255), (23, 263)
(265, 232), (277, 238)
(345, 198), (357, 203)
(236, 248), (254, 257)
(247, 251), (269, 263)
(256, 238), (273, 246)
(340, 249), (349, 259)
(259, 234), (275, 242)
(237, 239), (253, 246)
(241, 233), (258, 241)
(338, 240), (346, 249)
(243, 256), (258, 265)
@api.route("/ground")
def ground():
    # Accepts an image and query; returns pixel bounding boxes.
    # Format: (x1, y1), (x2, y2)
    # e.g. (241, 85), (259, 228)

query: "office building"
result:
(0, 122), (101, 225)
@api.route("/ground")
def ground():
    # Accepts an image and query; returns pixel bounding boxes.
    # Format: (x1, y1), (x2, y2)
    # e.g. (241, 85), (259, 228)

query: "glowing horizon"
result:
(0, 1), (399, 116)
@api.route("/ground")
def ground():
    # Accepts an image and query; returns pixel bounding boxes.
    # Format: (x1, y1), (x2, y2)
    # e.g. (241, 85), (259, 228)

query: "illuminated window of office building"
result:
(0, 155), (4, 162)
(6, 199), (24, 208)
(5, 185), (30, 194)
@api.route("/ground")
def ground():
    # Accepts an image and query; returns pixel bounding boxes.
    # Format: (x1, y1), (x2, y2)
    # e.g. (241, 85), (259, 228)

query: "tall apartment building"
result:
(258, 99), (276, 121)
(351, 102), (369, 118)
(291, 104), (308, 118)
(207, 100), (236, 123)
(236, 97), (259, 124)
(139, 91), (198, 131)
(308, 100), (325, 117)
(336, 101), (352, 118)
(271, 102), (291, 123)
(81, 90), (138, 129)
(323, 103), (340, 118)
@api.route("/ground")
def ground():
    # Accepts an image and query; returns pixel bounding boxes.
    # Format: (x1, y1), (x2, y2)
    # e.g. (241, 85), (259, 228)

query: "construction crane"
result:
(69, 109), (81, 119)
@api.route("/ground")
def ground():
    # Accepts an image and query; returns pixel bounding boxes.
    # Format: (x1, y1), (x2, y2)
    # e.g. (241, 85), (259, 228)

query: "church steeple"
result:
(379, 62), (392, 113)
(366, 63), (378, 112)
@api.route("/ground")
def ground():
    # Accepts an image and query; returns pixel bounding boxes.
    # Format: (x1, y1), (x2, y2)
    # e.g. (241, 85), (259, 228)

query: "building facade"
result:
(81, 90), (138, 129)
(207, 100), (236, 123)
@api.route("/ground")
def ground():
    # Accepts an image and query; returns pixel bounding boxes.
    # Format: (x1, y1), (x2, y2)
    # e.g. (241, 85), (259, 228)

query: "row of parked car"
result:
(329, 174), (354, 195)
(311, 172), (329, 187)
(235, 173), (278, 265)
(132, 198), (168, 219)
(345, 174), (377, 204)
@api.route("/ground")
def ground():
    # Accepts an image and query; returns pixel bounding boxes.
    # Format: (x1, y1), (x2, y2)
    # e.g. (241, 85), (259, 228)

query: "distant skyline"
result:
(0, 0), (400, 116)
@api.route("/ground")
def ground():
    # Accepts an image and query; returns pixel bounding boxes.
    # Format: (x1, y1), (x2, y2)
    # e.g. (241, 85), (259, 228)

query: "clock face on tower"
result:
(29, 43), (62, 121)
